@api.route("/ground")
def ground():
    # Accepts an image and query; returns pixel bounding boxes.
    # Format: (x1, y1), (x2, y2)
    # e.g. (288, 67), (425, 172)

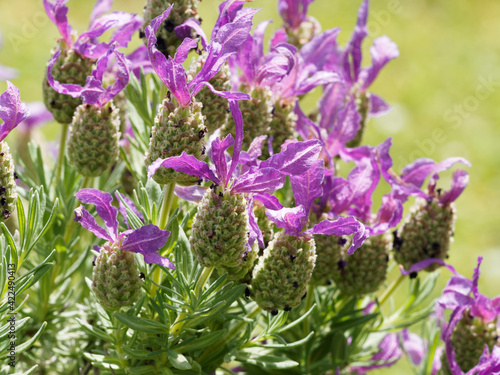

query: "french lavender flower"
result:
(42, 0), (141, 124)
(388, 157), (470, 273)
(311, 140), (403, 296)
(182, 1), (251, 134)
(149, 108), (323, 281)
(74, 189), (172, 311)
(400, 329), (443, 375)
(142, 0), (199, 58)
(250, 159), (367, 313)
(47, 45), (129, 177)
(300, 0), (399, 148)
(437, 258), (500, 374)
(144, 5), (253, 186)
(276, 0), (321, 48)
(221, 21), (294, 154)
(0, 82), (30, 222)
(265, 39), (338, 156)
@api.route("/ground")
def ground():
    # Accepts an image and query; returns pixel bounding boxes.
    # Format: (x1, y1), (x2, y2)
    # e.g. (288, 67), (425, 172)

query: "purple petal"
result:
(350, 333), (403, 373)
(300, 28), (342, 73)
(325, 97), (361, 157)
(76, 189), (119, 241)
(179, 18), (208, 50)
(175, 38), (199, 64)
(247, 196), (264, 249)
(342, 0), (369, 83)
(369, 194), (403, 235)
(227, 99), (245, 178)
(260, 140), (322, 176)
(360, 36), (399, 89)
(369, 94), (391, 117)
(238, 135), (268, 167)
(120, 225), (173, 269)
(253, 193), (283, 211)
(0, 81), (30, 142)
(143, 252), (175, 269)
(401, 329), (426, 366)
(470, 294), (498, 324)
(293, 70), (339, 97)
(231, 167), (286, 194)
(265, 206), (307, 236)
(74, 205), (113, 242)
(109, 13), (143, 49)
(212, 134), (235, 187)
(192, 81), (250, 102)
(46, 51), (89, 98)
(271, 28), (288, 47)
(290, 160), (324, 214)
(89, 0), (113, 27)
(278, 0), (314, 29)
(399, 258), (457, 275)
(148, 153), (220, 184)
(174, 185), (207, 202)
(212, 1), (246, 40)
(127, 46), (154, 79)
(318, 81), (349, 131)
(115, 192), (144, 229)
(43, 0), (72, 46)
(440, 170), (469, 205)
(145, 6), (191, 107)
(442, 306), (468, 375)
(306, 216), (367, 254)
(190, 12), (255, 91)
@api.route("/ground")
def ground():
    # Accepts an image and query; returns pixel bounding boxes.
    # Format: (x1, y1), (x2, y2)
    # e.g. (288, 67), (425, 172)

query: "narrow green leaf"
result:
(167, 350), (192, 370)
(114, 313), (169, 334)
(76, 318), (115, 343)
(175, 330), (227, 353)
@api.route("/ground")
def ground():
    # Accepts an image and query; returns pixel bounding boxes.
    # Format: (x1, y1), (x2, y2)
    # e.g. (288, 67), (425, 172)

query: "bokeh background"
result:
(1, 0), (499, 373)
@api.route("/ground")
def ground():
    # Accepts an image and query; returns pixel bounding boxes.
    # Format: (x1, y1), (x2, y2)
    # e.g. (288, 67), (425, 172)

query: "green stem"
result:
(150, 184), (176, 298)
(53, 123), (69, 189)
(378, 273), (405, 306)
(198, 303), (261, 363)
(171, 267), (215, 335)
(158, 183), (175, 230)
(112, 314), (129, 371)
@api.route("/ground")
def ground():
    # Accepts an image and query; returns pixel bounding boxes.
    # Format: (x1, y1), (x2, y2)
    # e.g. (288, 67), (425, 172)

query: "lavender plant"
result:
(0, 0), (496, 374)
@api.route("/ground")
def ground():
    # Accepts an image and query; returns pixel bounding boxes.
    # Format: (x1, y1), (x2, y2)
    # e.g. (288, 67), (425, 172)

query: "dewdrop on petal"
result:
(68, 102), (121, 177)
(251, 231), (316, 313)
(142, 0), (199, 58)
(331, 232), (391, 296)
(190, 188), (249, 268)
(0, 82), (30, 222)
(145, 99), (206, 186)
(92, 241), (143, 311)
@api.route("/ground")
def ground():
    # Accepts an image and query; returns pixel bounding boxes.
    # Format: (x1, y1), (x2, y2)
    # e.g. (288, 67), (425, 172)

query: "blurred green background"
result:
(1, 0), (499, 373)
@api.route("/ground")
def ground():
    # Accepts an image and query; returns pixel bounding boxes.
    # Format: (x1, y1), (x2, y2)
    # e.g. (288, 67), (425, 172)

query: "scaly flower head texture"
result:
(436, 257), (500, 374)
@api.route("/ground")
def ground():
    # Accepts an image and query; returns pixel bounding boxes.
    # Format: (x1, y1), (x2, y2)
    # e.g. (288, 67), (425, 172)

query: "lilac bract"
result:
(145, 4), (253, 108)
(47, 44), (130, 107)
(74, 189), (173, 269)
(44, 0), (141, 59)
(436, 257), (500, 375)
(0, 82), (30, 142)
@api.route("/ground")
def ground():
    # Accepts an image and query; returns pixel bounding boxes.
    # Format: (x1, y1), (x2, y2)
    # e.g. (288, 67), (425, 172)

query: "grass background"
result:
(1, 0), (499, 373)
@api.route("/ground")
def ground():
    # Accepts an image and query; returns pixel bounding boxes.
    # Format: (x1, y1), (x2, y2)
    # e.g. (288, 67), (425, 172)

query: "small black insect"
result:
(409, 271), (418, 279)
(392, 230), (403, 251)
(244, 287), (251, 299)
(284, 305), (291, 312)
(198, 130), (205, 139)
(13, 172), (18, 180)
(271, 309), (279, 316)
(139, 272), (146, 280)
(139, 30), (145, 39)
(289, 254), (296, 262)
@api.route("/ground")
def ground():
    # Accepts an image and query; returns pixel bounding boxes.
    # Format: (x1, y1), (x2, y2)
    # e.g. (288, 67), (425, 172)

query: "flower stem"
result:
(150, 183), (176, 298)
(198, 303), (262, 363)
(53, 123), (69, 189)
(378, 273), (405, 306)
(171, 267), (215, 336)
(63, 176), (92, 244)
(158, 183), (175, 230)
